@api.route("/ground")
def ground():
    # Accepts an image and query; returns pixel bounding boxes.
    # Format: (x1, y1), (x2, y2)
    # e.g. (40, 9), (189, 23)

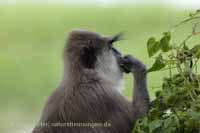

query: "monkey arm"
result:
(122, 55), (150, 119)
(132, 68), (150, 119)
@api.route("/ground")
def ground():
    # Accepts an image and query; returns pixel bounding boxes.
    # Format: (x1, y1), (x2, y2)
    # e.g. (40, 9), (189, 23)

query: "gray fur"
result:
(32, 30), (150, 133)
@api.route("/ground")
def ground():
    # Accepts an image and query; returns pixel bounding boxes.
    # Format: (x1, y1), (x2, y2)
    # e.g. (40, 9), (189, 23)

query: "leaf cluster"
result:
(133, 10), (200, 133)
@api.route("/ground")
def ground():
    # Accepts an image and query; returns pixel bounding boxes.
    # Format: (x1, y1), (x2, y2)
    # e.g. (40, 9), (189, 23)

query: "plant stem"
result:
(170, 16), (200, 32)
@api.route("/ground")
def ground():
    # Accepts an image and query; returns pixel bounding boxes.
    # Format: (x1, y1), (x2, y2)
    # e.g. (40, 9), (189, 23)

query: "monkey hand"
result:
(120, 55), (146, 74)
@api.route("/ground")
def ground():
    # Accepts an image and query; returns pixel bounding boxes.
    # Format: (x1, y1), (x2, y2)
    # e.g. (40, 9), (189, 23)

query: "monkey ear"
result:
(80, 47), (97, 69)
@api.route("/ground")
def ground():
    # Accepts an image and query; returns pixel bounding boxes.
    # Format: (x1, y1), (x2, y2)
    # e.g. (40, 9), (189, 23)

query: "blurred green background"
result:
(0, 1), (199, 133)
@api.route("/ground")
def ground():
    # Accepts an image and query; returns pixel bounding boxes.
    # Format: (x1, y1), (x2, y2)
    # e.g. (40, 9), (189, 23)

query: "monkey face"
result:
(65, 29), (129, 91)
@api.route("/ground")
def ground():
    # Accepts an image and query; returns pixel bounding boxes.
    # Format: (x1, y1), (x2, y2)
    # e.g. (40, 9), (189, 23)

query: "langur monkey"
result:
(33, 29), (150, 133)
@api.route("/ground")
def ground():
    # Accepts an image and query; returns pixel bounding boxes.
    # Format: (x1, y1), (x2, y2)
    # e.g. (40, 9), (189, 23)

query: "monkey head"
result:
(64, 29), (131, 91)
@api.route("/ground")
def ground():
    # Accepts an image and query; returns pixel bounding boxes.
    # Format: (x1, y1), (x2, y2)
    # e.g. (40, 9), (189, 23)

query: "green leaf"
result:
(148, 120), (162, 132)
(164, 114), (179, 129)
(147, 37), (160, 57)
(190, 45), (200, 58)
(147, 55), (166, 73)
(183, 43), (189, 50)
(160, 32), (171, 52)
